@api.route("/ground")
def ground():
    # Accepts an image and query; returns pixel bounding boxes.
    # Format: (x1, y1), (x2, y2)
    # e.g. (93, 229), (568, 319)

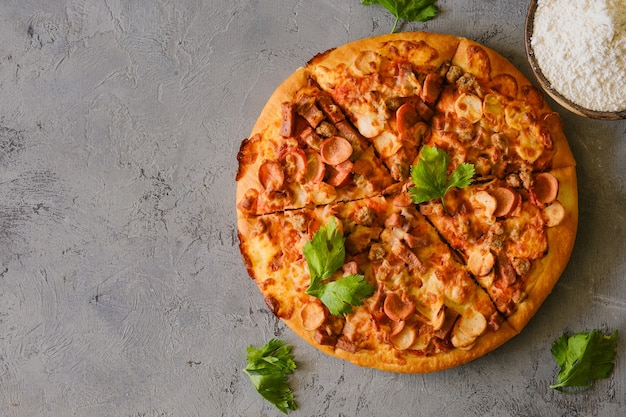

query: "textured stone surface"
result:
(0, 1), (624, 416)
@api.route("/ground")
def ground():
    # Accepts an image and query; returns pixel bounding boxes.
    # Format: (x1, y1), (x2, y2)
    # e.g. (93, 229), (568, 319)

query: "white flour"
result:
(531, 0), (626, 112)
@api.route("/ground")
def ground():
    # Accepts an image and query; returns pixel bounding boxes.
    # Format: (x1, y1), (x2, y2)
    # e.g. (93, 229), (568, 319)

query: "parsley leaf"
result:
(244, 339), (297, 413)
(307, 274), (374, 315)
(408, 145), (475, 212)
(303, 216), (345, 282)
(550, 330), (619, 393)
(362, 0), (439, 33)
(304, 217), (375, 315)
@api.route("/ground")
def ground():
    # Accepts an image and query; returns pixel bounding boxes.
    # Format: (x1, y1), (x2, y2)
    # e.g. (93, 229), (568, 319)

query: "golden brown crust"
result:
(308, 31), (460, 71)
(251, 67), (310, 138)
(236, 32), (578, 373)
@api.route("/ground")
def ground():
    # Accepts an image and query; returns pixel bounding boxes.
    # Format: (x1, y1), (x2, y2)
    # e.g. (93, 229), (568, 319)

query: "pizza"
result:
(236, 32), (577, 373)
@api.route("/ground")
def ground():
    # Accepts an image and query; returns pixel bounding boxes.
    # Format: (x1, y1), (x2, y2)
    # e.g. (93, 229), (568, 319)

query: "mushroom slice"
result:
(454, 93), (483, 123)
(353, 50), (381, 75)
(457, 309), (488, 338)
(542, 200), (565, 227)
(472, 190), (497, 218)
(451, 326), (476, 349)
(431, 307), (446, 331)
(390, 325), (417, 351)
(300, 302), (326, 331)
(450, 310), (486, 350)
(310, 182), (338, 205)
(409, 333), (431, 351)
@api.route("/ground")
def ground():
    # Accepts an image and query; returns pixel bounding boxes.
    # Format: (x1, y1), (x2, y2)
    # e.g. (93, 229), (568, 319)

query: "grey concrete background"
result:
(0, 1), (624, 416)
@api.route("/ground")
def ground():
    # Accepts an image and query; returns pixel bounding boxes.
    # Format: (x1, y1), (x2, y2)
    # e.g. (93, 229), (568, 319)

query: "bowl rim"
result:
(524, 0), (626, 121)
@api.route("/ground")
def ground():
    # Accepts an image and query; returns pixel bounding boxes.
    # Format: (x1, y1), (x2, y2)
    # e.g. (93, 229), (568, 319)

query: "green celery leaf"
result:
(398, 0), (438, 21)
(249, 372), (296, 414)
(244, 339), (297, 413)
(409, 145), (474, 210)
(362, 0), (440, 33)
(303, 217), (375, 315)
(550, 330), (618, 393)
(551, 333), (569, 369)
(447, 162), (476, 191)
(314, 274), (375, 316)
(303, 216), (345, 282)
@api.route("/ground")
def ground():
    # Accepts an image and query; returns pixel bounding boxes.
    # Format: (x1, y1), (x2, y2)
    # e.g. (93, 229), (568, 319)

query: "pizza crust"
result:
(308, 31), (460, 72)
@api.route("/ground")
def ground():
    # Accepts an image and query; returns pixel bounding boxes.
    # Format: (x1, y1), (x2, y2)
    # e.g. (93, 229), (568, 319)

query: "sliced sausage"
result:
(279, 102), (296, 137)
(319, 136), (353, 166)
(490, 187), (519, 217)
(396, 102), (420, 137)
(258, 160), (285, 191)
(383, 292), (415, 322)
(421, 72), (443, 105)
(533, 172), (559, 205)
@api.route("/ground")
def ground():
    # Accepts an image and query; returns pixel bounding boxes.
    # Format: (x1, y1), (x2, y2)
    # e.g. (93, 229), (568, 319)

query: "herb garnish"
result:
(550, 329), (618, 393)
(304, 216), (375, 315)
(408, 145), (475, 212)
(244, 339), (298, 413)
(362, 0), (439, 33)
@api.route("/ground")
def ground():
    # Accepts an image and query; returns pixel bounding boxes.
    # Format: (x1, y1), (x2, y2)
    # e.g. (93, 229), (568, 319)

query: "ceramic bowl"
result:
(525, 0), (626, 120)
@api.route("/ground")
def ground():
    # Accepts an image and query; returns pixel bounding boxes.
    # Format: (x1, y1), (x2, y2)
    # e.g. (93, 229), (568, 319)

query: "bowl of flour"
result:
(525, 0), (626, 120)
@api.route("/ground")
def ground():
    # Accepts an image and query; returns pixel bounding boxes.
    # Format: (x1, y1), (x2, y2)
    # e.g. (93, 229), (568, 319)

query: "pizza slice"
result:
(423, 38), (576, 179)
(308, 32), (460, 183)
(236, 68), (394, 217)
(238, 195), (517, 373)
(415, 165), (577, 328)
